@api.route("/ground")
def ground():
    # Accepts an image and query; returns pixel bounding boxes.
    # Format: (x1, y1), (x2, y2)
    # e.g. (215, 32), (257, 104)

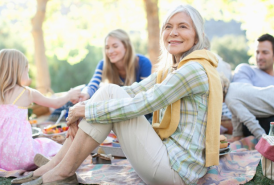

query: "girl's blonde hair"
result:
(158, 4), (205, 71)
(0, 49), (28, 102)
(102, 29), (137, 86)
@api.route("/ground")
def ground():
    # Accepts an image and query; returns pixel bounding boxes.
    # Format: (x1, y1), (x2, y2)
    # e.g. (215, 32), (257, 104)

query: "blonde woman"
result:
(14, 4), (222, 185)
(0, 49), (80, 171)
(80, 29), (152, 101)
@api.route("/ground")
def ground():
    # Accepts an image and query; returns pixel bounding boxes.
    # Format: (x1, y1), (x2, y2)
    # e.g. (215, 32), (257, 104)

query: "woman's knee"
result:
(101, 84), (123, 94)
(95, 84), (129, 100)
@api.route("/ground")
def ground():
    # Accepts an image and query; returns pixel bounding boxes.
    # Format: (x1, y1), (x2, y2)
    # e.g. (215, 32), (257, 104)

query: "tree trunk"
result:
(31, 0), (51, 94)
(144, 0), (160, 72)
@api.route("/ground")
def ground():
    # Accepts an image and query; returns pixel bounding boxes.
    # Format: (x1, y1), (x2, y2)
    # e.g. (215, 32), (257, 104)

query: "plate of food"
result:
(220, 146), (230, 152)
(219, 135), (230, 155)
(112, 138), (120, 147)
(41, 123), (69, 137)
(220, 148), (231, 156)
(101, 136), (113, 145)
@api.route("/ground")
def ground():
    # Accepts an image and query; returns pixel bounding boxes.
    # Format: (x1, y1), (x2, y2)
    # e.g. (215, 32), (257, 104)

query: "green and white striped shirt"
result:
(85, 61), (209, 184)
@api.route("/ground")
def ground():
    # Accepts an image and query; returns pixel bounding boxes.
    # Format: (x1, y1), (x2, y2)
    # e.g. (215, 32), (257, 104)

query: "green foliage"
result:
(211, 35), (251, 69)
(0, 20), (26, 53)
(49, 45), (103, 92)
(0, 20), (36, 88)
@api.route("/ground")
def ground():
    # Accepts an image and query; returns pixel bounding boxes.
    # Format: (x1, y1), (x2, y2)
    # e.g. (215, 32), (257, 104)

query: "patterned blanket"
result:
(0, 136), (261, 185)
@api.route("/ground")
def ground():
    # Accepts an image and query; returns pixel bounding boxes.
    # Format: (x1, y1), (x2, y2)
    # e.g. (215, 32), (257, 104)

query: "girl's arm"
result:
(80, 60), (104, 101)
(31, 88), (81, 109)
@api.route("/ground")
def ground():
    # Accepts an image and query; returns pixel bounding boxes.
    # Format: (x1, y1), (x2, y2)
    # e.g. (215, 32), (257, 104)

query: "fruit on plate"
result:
(29, 120), (37, 124)
(43, 124), (68, 135)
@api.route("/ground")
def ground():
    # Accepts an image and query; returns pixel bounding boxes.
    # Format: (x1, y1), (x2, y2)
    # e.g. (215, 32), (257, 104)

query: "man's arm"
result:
(232, 63), (254, 84)
(225, 84), (267, 140)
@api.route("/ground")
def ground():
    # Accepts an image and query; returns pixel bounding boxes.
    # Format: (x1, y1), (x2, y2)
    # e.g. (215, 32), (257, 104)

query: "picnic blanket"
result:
(0, 136), (261, 185)
(197, 136), (260, 185)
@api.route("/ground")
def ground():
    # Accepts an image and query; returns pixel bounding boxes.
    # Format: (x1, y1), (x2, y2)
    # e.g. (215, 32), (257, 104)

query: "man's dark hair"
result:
(257, 34), (274, 54)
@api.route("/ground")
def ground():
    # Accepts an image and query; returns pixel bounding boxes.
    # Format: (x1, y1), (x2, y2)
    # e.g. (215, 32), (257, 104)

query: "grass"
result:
(0, 177), (11, 185)
(245, 162), (274, 185)
(1, 162), (274, 185)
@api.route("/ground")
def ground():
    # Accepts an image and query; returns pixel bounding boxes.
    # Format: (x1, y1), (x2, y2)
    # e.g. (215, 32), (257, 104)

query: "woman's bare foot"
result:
(227, 136), (242, 142)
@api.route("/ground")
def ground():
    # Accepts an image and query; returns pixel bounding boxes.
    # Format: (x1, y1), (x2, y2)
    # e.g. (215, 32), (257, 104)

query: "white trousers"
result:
(79, 84), (185, 185)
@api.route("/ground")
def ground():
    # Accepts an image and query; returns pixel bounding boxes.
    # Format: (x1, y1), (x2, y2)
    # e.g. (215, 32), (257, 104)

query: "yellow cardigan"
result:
(152, 49), (222, 167)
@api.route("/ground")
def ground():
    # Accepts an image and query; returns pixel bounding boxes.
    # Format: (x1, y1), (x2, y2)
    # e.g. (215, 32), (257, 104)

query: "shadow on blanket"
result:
(0, 136), (260, 185)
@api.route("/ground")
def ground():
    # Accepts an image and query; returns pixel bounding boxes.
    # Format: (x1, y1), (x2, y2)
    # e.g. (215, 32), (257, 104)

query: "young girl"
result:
(0, 49), (81, 171)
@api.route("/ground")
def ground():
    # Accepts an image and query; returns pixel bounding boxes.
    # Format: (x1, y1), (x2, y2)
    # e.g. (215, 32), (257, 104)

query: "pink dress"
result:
(0, 89), (62, 171)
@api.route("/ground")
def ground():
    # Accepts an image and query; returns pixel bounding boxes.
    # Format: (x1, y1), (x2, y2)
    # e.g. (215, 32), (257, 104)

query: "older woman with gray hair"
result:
(13, 4), (223, 185)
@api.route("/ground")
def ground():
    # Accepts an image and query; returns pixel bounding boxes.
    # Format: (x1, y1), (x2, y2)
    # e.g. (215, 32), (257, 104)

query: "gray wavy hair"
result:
(158, 4), (206, 71)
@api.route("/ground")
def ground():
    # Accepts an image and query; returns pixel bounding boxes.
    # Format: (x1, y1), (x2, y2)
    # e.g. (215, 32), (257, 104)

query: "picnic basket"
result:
(255, 134), (274, 180)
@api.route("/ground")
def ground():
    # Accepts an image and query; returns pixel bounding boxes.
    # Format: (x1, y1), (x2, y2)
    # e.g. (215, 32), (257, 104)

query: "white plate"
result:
(41, 131), (67, 137)
(219, 146), (230, 152)
(219, 148), (231, 156)
(32, 127), (41, 138)
(92, 145), (125, 157)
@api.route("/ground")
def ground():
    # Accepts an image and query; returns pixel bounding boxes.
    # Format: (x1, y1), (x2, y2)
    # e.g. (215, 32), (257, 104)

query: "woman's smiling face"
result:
(163, 12), (197, 60)
(105, 36), (126, 64)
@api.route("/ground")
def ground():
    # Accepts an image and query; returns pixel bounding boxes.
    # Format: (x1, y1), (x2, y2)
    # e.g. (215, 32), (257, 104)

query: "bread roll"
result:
(220, 135), (228, 149)
(220, 142), (228, 149)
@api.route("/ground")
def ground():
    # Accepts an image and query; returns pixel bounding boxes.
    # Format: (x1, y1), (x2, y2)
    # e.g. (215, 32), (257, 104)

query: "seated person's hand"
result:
(68, 88), (81, 104)
(66, 119), (79, 139)
(79, 92), (90, 102)
(66, 101), (85, 126)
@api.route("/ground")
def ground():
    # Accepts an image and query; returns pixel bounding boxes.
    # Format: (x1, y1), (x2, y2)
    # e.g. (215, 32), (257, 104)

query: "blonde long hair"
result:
(158, 4), (206, 72)
(0, 49), (28, 102)
(102, 29), (137, 86)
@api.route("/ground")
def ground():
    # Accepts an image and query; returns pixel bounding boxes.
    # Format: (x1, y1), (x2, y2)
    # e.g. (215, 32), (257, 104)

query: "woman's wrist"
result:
(83, 92), (90, 101)
(76, 105), (85, 117)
